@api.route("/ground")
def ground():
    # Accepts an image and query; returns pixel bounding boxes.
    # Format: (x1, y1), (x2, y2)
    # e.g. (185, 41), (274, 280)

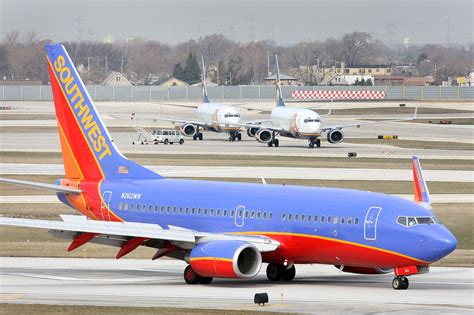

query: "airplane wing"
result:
(131, 114), (214, 128)
(155, 102), (199, 109)
(238, 121), (286, 133)
(322, 103), (418, 132)
(0, 215), (280, 256)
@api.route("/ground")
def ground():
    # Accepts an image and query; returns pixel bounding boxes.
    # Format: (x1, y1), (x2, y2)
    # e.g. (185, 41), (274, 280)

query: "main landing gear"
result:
(266, 263), (295, 281)
(267, 132), (279, 147)
(229, 132), (242, 142)
(308, 139), (321, 148)
(183, 265), (213, 285)
(392, 276), (409, 290)
(192, 132), (203, 141)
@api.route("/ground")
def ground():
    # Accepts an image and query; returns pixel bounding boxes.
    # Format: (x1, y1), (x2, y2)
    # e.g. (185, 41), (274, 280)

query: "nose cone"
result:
(424, 227), (457, 262)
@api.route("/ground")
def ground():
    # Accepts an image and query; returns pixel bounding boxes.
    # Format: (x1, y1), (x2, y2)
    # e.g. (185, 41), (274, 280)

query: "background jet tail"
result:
(411, 156), (431, 205)
(275, 55), (285, 107)
(201, 55), (210, 103)
(45, 44), (161, 181)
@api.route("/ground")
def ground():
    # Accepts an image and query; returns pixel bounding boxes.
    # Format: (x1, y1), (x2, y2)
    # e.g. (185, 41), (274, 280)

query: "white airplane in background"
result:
(139, 56), (243, 142)
(243, 56), (418, 148)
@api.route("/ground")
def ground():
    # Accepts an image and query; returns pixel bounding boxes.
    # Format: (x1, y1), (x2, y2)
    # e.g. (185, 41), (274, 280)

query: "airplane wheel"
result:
(267, 142), (273, 147)
(198, 133), (203, 140)
(273, 139), (279, 147)
(237, 133), (242, 141)
(316, 139), (321, 147)
(141, 141), (144, 145)
(199, 276), (213, 284)
(229, 136), (234, 142)
(184, 265), (200, 285)
(266, 263), (282, 281)
(392, 276), (408, 290)
(193, 135), (197, 140)
(309, 141), (314, 148)
(132, 141), (135, 145)
(281, 265), (296, 281)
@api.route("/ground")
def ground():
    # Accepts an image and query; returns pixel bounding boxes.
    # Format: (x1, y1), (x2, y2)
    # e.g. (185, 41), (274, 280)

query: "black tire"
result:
(198, 133), (203, 140)
(193, 134), (197, 140)
(266, 263), (282, 281)
(199, 276), (213, 284)
(401, 277), (409, 289)
(141, 141), (144, 145)
(164, 139), (169, 145)
(184, 265), (200, 285)
(316, 139), (321, 147)
(179, 139), (184, 145)
(267, 142), (273, 147)
(229, 136), (233, 142)
(274, 139), (279, 147)
(237, 133), (242, 141)
(132, 141), (135, 145)
(281, 265), (296, 281)
(309, 141), (314, 148)
(392, 277), (402, 290)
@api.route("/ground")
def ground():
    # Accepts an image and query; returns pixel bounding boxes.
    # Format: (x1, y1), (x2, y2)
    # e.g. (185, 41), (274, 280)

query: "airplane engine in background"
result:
(335, 265), (392, 274)
(180, 123), (197, 136)
(327, 128), (344, 144)
(255, 128), (273, 143)
(246, 127), (259, 138)
(189, 240), (262, 278)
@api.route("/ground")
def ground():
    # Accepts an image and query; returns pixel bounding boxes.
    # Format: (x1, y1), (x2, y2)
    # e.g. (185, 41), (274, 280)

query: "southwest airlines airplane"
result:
(244, 56), (417, 148)
(144, 56), (243, 142)
(0, 45), (456, 290)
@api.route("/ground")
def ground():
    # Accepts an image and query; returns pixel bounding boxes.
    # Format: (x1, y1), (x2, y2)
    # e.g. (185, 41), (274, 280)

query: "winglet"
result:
(412, 156), (430, 205)
(413, 102), (418, 119)
(275, 55), (285, 107)
(201, 55), (210, 104)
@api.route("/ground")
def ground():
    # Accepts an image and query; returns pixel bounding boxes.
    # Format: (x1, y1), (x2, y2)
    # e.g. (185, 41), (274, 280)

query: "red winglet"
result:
(116, 237), (147, 259)
(68, 232), (99, 252)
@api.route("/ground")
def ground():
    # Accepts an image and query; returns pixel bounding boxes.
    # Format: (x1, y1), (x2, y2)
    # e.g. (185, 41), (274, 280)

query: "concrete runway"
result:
(1, 163), (473, 182)
(0, 257), (472, 313)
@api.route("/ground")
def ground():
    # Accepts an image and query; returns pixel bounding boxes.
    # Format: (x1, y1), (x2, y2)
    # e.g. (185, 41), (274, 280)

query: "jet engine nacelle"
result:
(335, 265), (392, 274)
(246, 127), (259, 138)
(255, 128), (273, 143)
(327, 128), (344, 144)
(190, 240), (262, 278)
(180, 123), (197, 137)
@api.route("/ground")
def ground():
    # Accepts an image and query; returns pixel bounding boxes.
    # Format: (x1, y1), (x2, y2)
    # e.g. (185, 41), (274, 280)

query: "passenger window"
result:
(237, 210), (242, 217)
(288, 214), (292, 220)
(307, 215), (311, 222)
(130, 204), (134, 211)
(347, 217), (352, 224)
(250, 211), (255, 219)
(217, 209), (221, 216)
(191, 207), (195, 215)
(154, 205), (159, 212)
(118, 202), (123, 210)
(314, 215), (318, 222)
(269, 212), (273, 220)
(341, 217), (345, 224)
(231, 210), (235, 217)
(281, 213), (286, 221)
(185, 207), (189, 214)
(333, 216), (338, 224)
(178, 207), (182, 214)
(327, 216), (332, 223)
(172, 206), (177, 213)
(148, 205), (153, 212)
(160, 206), (165, 213)
(197, 208), (201, 215)
(244, 210), (249, 218)
(142, 204), (146, 212)
(210, 208), (214, 216)
(203, 208), (208, 215)
(301, 214), (305, 221)
(263, 212), (267, 219)
(256, 211), (261, 219)
(166, 206), (170, 213)
(294, 214), (299, 221)
(124, 203), (129, 211)
(355, 218), (359, 225)
(320, 215), (325, 223)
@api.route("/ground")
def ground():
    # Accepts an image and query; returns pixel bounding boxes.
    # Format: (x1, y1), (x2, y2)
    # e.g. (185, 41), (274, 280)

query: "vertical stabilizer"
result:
(275, 55), (285, 107)
(45, 44), (161, 180)
(201, 55), (210, 104)
(412, 156), (431, 205)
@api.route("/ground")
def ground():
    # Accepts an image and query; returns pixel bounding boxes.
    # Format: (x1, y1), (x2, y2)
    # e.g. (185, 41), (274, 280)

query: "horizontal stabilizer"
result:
(0, 178), (81, 194)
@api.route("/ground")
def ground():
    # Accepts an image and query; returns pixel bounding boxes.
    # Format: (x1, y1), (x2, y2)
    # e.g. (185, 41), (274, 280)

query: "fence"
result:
(0, 85), (472, 102)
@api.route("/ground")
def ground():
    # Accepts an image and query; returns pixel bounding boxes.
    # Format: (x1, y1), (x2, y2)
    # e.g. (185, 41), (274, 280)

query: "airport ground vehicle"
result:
(0, 44), (457, 290)
(132, 127), (184, 145)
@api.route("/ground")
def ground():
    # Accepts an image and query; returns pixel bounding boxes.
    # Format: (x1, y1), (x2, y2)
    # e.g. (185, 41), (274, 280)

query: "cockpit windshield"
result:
(304, 118), (321, 123)
(397, 216), (439, 227)
(224, 113), (240, 118)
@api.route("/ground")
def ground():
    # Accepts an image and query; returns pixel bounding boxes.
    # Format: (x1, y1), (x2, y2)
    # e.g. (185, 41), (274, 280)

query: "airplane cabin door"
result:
(364, 206), (382, 241)
(234, 205), (245, 227)
(101, 191), (113, 221)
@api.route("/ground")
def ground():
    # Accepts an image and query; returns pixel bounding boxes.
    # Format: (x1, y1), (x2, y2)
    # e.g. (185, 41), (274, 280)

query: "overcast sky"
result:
(0, 0), (472, 45)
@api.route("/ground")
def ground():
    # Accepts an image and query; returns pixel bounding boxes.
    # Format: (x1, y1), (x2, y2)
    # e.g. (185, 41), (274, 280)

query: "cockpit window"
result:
(224, 113), (240, 118)
(397, 215), (439, 227)
(304, 118), (321, 123)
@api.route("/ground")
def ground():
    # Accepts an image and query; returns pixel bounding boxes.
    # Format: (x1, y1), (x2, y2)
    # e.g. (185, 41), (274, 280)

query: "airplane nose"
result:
(425, 229), (457, 262)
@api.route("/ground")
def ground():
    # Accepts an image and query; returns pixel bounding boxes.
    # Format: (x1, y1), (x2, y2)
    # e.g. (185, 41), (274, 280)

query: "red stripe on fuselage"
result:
(256, 233), (426, 268)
